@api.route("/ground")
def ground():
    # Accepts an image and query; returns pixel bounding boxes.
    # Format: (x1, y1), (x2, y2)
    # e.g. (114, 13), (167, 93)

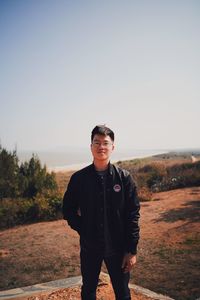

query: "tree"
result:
(0, 146), (58, 199)
(0, 146), (19, 198)
(19, 154), (58, 198)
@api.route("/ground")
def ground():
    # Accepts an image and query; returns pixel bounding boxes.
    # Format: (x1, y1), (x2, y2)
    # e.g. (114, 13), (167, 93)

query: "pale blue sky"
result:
(1, 0), (200, 152)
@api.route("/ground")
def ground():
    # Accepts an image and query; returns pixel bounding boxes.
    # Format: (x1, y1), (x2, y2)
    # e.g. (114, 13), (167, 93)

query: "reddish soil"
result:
(11, 285), (154, 300)
(0, 187), (200, 300)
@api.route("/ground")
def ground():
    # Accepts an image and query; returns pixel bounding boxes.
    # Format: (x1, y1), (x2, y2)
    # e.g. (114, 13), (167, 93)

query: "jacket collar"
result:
(91, 161), (113, 176)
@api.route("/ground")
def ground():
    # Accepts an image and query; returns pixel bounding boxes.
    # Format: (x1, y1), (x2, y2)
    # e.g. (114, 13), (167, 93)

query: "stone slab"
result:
(0, 272), (177, 300)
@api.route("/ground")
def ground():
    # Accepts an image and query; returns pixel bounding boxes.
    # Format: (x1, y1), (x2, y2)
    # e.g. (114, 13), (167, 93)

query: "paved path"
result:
(0, 276), (82, 300)
(0, 273), (175, 300)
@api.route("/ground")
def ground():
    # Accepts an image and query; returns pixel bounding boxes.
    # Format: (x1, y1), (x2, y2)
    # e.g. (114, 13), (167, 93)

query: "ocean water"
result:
(18, 148), (167, 172)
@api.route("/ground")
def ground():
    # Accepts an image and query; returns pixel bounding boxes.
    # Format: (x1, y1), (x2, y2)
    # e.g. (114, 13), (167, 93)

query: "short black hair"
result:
(91, 125), (115, 142)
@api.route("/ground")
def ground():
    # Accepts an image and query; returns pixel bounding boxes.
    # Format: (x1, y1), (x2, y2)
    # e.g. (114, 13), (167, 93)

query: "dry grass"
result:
(1, 187), (200, 300)
(55, 170), (74, 195)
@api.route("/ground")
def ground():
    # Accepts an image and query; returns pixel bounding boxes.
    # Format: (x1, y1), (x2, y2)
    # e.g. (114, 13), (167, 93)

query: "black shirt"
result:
(96, 169), (117, 256)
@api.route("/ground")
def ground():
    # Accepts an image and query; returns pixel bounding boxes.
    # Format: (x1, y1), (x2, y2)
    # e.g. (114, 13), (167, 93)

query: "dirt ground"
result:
(16, 286), (155, 300)
(0, 187), (200, 300)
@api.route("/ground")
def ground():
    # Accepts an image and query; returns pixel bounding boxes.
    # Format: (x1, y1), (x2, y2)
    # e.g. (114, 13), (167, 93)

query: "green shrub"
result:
(0, 195), (62, 229)
(0, 147), (19, 198)
(0, 198), (34, 228)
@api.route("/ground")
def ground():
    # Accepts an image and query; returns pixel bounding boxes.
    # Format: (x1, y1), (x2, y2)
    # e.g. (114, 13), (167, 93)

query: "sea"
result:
(18, 148), (167, 172)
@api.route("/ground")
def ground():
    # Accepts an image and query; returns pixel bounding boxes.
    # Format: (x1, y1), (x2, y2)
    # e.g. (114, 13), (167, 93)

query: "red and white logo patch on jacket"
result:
(113, 184), (121, 192)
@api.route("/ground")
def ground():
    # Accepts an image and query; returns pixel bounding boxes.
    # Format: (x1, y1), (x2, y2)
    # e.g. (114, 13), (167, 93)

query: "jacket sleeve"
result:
(62, 173), (81, 234)
(123, 172), (140, 255)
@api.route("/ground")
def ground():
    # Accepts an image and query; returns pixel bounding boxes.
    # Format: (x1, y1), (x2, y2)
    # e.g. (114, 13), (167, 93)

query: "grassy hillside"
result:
(56, 151), (200, 201)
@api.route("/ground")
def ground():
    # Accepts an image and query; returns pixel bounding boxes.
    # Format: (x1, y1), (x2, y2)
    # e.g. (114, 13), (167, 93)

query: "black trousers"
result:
(80, 248), (131, 300)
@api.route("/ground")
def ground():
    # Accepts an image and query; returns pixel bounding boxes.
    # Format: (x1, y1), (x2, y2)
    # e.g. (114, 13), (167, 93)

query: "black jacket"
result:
(62, 163), (140, 254)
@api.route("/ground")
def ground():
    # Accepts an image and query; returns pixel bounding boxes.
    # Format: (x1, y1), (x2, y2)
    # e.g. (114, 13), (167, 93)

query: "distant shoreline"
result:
(47, 151), (167, 173)
(19, 148), (200, 173)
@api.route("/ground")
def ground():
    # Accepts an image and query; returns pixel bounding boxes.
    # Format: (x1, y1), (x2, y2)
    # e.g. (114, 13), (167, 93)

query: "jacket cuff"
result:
(126, 244), (138, 255)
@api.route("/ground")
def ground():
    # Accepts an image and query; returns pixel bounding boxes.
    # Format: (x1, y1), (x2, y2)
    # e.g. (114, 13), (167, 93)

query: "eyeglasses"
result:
(92, 141), (113, 148)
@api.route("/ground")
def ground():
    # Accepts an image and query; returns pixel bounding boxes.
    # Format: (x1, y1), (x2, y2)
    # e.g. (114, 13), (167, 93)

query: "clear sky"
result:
(1, 0), (200, 152)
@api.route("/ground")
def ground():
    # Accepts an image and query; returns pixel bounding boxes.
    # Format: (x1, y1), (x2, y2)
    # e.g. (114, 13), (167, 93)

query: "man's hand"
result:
(122, 253), (137, 273)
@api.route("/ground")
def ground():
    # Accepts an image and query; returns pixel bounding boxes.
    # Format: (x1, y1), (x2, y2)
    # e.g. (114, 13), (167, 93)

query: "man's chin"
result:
(96, 155), (108, 160)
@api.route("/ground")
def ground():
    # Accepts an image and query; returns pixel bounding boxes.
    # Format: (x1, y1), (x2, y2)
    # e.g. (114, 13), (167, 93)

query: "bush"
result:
(0, 198), (34, 228)
(135, 161), (200, 193)
(137, 187), (152, 202)
(135, 163), (167, 192)
(0, 145), (63, 228)
(0, 195), (63, 229)
(160, 161), (200, 191)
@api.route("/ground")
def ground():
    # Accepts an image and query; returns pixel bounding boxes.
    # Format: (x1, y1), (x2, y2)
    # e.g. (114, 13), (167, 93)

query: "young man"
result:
(62, 125), (140, 300)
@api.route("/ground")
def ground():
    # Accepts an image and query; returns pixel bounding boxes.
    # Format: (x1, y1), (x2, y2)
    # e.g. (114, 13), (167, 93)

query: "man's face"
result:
(91, 134), (114, 162)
